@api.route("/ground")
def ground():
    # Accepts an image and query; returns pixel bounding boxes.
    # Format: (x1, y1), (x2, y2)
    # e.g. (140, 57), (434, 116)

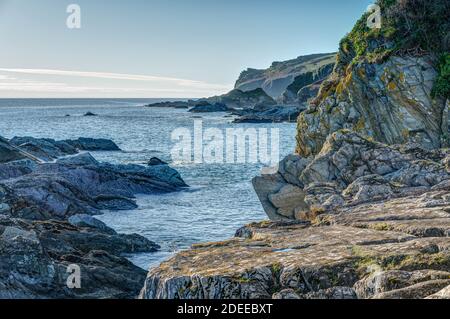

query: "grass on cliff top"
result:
(315, 0), (450, 102)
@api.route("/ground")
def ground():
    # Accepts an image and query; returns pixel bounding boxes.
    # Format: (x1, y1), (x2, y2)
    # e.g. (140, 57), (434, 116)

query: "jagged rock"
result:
(0, 216), (155, 299)
(0, 160), (36, 181)
(0, 134), (187, 299)
(140, 189), (450, 299)
(0, 137), (26, 163)
(371, 280), (450, 299)
(10, 137), (78, 161)
(56, 153), (99, 166)
(9, 136), (120, 161)
(1, 158), (187, 219)
(253, 131), (450, 221)
(354, 270), (450, 299)
(295, 0), (450, 156)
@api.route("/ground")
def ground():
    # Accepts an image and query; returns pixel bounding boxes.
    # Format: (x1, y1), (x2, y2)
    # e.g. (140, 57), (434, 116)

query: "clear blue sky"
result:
(0, 0), (374, 98)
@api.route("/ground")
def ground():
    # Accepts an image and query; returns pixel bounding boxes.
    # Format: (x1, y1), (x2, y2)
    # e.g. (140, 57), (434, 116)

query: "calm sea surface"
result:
(0, 98), (297, 270)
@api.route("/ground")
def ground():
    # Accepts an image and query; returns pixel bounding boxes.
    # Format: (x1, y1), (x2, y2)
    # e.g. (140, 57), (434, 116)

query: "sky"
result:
(0, 0), (374, 98)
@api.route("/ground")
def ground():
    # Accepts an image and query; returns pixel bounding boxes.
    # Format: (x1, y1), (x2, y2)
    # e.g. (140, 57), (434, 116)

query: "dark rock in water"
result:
(1, 158), (187, 219)
(0, 134), (187, 299)
(148, 157), (168, 166)
(189, 102), (229, 113)
(84, 112), (97, 117)
(144, 101), (191, 109)
(64, 138), (121, 152)
(10, 136), (78, 161)
(0, 137), (26, 163)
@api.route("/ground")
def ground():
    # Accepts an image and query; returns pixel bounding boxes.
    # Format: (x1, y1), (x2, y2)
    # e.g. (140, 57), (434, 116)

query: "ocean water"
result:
(0, 99), (297, 270)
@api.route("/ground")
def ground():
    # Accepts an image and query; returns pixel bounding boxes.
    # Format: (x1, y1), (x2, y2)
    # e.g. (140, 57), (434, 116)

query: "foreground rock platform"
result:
(140, 187), (450, 299)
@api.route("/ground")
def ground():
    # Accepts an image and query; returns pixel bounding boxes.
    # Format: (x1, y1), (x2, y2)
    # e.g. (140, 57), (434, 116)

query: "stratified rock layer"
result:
(0, 136), (186, 299)
(140, 184), (450, 299)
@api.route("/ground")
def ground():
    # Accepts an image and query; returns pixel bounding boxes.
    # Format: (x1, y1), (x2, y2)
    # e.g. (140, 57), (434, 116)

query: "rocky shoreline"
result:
(139, 132), (450, 299)
(0, 136), (187, 299)
(139, 0), (450, 300)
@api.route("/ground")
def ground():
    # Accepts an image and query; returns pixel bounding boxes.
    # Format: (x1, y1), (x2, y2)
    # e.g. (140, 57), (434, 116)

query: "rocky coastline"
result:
(140, 0), (450, 300)
(0, 136), (187, 299)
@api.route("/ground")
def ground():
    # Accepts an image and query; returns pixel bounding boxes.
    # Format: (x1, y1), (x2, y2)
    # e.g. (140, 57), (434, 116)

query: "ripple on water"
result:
(0, 99), (297, 270)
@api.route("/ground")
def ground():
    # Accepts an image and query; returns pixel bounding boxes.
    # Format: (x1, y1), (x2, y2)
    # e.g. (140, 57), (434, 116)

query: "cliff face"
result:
(235, 53), (336, 102)
(297, 0), (450, 156)
(141, 0), (450, 300)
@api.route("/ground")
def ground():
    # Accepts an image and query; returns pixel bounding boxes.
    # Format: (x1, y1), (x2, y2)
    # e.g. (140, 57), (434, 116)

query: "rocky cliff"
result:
(235, 53), (336, 102)
(141, 0), (450, 300)
(297, 0), (449, 156)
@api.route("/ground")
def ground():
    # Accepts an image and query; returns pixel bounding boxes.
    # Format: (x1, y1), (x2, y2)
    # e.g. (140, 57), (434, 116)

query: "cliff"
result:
(297, 0), (449, 156)
(235, 53), (336, 102)
(141, 0), (450, 300)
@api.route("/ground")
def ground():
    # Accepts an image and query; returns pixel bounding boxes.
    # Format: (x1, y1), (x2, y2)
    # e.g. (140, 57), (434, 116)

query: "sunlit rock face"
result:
(297, 55), (448, 157)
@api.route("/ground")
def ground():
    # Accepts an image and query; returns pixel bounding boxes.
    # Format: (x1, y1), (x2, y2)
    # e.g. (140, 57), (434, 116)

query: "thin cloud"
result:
(0, 68), (231, 90)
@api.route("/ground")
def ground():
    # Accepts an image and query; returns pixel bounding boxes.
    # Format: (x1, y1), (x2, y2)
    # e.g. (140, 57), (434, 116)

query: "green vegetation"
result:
(432, 53), (450, 99)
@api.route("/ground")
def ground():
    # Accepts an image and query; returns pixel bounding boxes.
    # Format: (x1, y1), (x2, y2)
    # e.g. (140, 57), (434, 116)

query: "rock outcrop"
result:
(235, 53), (336, 100)
(140, 0), (450, 300)
(9, 137), (121, 162)
(140, 131), (450, 299)
(0, 136), (186, 299)
(253, 131), (449, 220)
(140, 187), (450, 299)
(296, 0), (449, 156)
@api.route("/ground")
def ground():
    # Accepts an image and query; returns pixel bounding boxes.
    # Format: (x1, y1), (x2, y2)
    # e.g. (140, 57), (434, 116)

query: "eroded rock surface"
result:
(140, 186), (450, 299)
(254, 130), (449, 221)
(0, 136), (185, 299)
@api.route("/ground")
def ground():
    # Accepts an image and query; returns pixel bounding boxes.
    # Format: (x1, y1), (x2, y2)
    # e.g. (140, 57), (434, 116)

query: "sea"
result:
(0, 98), (297, 270)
